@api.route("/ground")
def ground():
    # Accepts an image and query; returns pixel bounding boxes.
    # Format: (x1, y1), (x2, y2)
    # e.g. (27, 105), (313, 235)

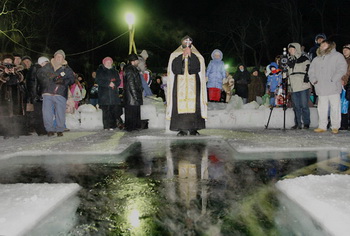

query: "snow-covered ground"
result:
(0, 184), (80, 236)
(0, 97), (350, 235)
(68, 95), (319, 131)
(277, 175), (350, 236)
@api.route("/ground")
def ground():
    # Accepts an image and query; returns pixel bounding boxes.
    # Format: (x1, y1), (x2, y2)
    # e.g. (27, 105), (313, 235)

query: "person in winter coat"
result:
(309, 33), (326, 62)
(206, 49), (226, 102)
(266, 62), (282, 106)
(96, 57), (122, 130)
(123, 54), (143, 132)
(29, 56), (50, 136)
(234, 64), (251, 104)
(308, 40), (347, 134)
(150, 75), (166, 102)
(89, 71), (98, 107)
(287, 43), (311, 129)
(248, 68), (265, 103)
(36, 50), (75, 137)
(339, 44), (350, 130)
(0, 54), (26, 139)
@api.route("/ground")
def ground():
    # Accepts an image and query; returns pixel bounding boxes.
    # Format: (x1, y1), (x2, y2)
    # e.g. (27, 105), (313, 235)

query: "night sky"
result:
(3, 0), (350, 75)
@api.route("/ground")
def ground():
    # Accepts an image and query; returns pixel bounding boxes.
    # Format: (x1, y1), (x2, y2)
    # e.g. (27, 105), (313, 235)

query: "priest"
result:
(166, 36), (207, 136)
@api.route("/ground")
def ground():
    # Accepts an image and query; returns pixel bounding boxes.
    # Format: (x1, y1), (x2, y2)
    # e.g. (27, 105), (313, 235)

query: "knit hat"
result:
(37, 56), (49, 65)
(22, 55), (32, 61)
(343, 44), (350, 50)
(251, 67), (259, 73)
(127, 53), (139, 62)
(314, 33), (326, 43)
(54, 49), (66, 59)
(140, 50), (149, 60)
(102, 56), (113, 65)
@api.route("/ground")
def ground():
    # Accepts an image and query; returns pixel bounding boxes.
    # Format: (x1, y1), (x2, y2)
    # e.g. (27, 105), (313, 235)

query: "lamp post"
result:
(125, 12), (137, 54)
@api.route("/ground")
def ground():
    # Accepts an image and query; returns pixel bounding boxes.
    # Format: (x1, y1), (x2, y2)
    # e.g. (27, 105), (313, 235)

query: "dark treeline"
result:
(1, 0), (350, 73)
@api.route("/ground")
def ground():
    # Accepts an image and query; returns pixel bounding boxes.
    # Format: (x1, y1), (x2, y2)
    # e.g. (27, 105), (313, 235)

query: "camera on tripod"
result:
(265, 47), (290, 130)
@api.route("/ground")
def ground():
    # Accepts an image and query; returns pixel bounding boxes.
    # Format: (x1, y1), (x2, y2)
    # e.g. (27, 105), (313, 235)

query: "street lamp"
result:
(125, 12), (137, 54)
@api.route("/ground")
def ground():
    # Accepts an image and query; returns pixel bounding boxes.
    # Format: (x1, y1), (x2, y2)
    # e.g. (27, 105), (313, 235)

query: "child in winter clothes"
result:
(70, 74), (84, 109)
(222, 71), (234, 103)
(206, 49), (226, 102)
(266, 62), (282, 106)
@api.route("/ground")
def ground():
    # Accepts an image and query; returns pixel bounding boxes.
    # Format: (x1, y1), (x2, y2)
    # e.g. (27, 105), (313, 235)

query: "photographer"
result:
(37, 50), (74, 137)
(287, 43), (311, 129)
(0, 54), (26, 139)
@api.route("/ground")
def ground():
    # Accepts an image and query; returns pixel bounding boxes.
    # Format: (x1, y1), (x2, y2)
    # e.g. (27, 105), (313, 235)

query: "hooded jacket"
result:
(308, 42), (348, 96)
(287, 43), (311, 92)
(206, 49), (226, 89)
(266, 62), (282, 93)
(234, 64), (251, 98)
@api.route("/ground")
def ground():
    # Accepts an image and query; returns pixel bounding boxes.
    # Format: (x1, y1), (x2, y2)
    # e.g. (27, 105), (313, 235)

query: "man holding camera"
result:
(287, 43), (311, 129)
(37, 50), (74, 137)
(308, 40), (347, 134)
(0, 54), (26, 139)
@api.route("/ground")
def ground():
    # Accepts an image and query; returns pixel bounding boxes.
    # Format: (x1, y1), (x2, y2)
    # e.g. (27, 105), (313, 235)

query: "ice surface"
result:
(276, 175), (350, 236)
(0, 183), (81, 236)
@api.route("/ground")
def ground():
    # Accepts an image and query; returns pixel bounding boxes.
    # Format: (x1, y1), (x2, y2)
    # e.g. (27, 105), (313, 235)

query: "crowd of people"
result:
(203, 33), (350, 134)
(0, 33), (349, 138)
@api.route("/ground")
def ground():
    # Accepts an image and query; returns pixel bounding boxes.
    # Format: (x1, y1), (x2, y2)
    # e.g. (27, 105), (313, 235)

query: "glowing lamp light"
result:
(125, 13), (135, 29)
(128, 209), (140, 228)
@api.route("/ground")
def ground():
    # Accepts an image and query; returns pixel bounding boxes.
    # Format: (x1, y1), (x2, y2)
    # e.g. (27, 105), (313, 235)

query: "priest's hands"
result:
(183, 47), (191, 57)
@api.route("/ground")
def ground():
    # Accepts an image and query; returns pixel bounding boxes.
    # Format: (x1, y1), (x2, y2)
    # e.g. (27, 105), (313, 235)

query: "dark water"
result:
(0, 139), (345, 236)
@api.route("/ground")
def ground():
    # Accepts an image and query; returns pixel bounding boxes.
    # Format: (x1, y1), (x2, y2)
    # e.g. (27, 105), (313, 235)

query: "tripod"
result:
(265, 69), (289, 130)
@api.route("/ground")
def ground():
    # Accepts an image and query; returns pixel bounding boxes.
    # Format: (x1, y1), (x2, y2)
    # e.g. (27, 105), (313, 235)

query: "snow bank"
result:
(276, 174), (350, 236)
(66, 96), (319, 130)
(0, 183), (81, 236)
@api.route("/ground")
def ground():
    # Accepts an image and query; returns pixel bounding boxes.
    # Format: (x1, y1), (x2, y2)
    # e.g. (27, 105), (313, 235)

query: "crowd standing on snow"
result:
(0, 33), (350, 138)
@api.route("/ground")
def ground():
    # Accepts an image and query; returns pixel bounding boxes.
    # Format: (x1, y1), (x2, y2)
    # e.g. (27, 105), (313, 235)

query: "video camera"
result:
(280, 48), (289, 71)
(2, 63), (15, 69)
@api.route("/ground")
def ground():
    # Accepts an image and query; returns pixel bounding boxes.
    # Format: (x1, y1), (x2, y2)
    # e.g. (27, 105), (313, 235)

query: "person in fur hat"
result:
(308, 40), (347, 134)
(166, 35), (207, 136)
(123, 53), (143, 132)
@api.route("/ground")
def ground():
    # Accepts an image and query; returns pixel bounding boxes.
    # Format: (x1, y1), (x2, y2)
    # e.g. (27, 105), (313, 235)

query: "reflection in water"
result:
(2, 140), (347, 235)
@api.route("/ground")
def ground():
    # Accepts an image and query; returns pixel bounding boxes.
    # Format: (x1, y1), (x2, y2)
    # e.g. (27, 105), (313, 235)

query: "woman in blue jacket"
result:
(206, 49), (226, 102)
